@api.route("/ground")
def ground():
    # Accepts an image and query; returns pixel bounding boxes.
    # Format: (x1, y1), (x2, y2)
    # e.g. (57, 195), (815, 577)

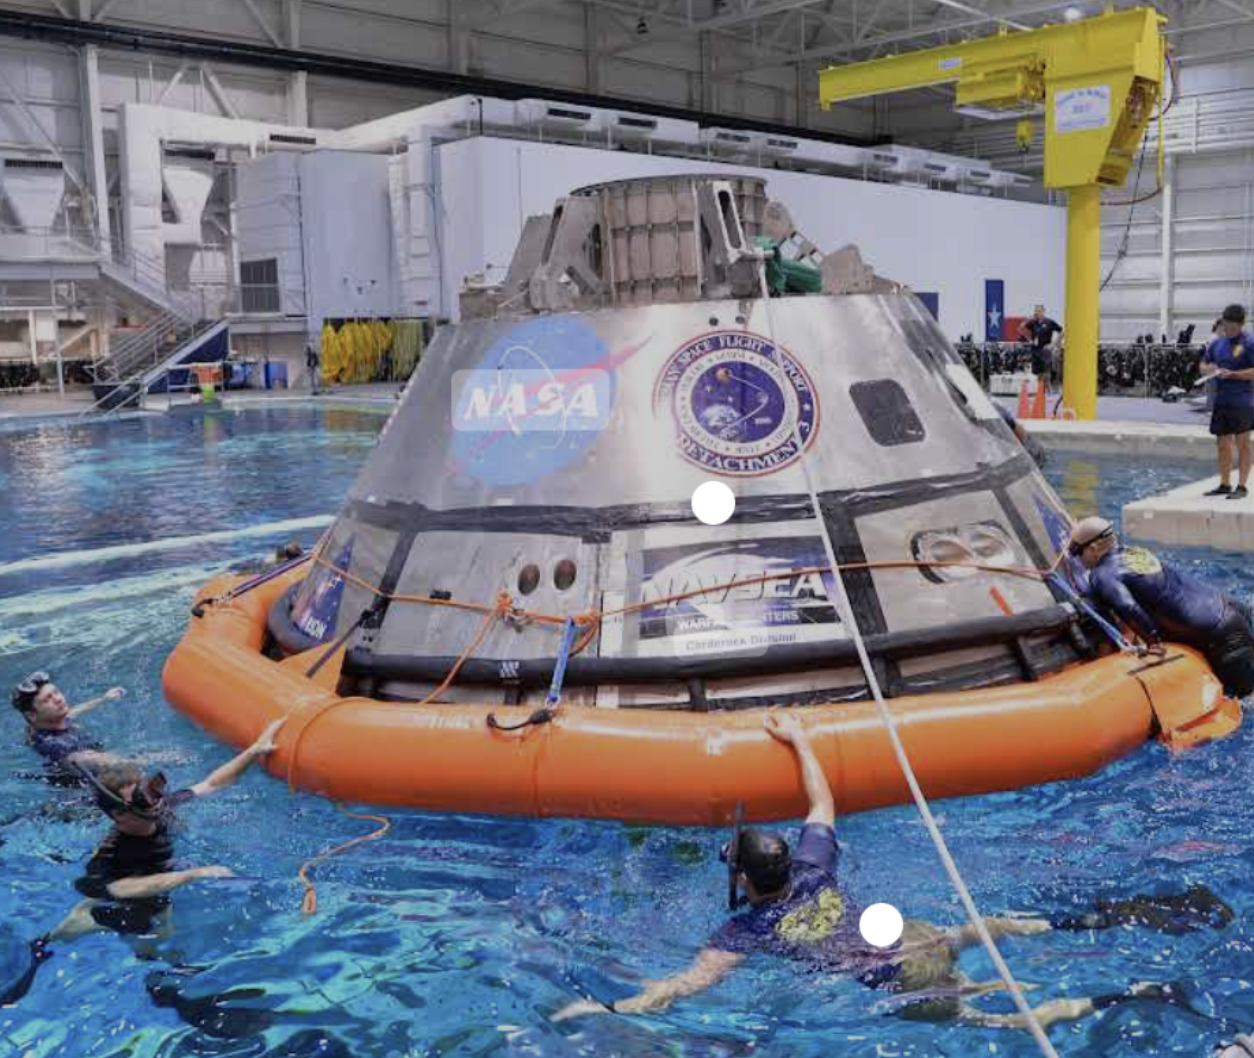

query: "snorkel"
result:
(720, 802), (745, 911)
(76, 766), (168, 821)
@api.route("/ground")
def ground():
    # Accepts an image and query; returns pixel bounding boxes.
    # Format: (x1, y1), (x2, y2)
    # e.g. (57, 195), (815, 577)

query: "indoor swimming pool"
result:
(2, 407), (1252, 1058)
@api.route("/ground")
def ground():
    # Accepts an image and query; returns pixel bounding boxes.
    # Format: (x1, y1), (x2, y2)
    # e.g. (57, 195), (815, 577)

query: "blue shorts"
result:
(1210, 406), (1254, 437)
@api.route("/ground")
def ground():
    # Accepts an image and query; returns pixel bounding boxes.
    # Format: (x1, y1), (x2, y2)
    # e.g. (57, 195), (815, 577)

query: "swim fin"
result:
(145, 970), (274, 1039)
(1093, 980), (1197, 1013)
(1093, 980), (1243, 1034)
(1051, 885), (1234, 935)
(0, 935), (53, 1007)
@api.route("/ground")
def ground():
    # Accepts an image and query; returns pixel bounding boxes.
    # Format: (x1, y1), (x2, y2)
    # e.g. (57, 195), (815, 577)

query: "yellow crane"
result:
(819, 6), (1167, 420)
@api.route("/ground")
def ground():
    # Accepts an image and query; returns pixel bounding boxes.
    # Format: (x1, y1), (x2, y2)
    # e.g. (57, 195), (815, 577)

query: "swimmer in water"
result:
(10, 671), (184, 783)
(1070, 516), (1254, 696)
(0, 719), (286, 1006)
(11, 671), (123, 767)
(554, 712), (1234, 1029)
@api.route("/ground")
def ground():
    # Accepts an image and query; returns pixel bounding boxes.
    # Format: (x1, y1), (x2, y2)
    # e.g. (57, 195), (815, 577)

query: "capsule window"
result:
(850, 379), (926, 447)
(518, 563), (540, 595)
(910, 521), (1016, 585)
(554, 559), (577, 591)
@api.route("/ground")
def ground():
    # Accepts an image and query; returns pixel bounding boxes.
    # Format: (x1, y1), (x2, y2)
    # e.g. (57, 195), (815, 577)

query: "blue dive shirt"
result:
(1089, 547), (1227, 646)
(709, 823), (886, 979)
(1203, 332), (1254, 410)
(28, 724), (102, 764)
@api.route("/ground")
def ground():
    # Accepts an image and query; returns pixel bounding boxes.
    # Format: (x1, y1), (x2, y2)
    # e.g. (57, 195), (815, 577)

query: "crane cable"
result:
(751, 266), (1061, 1057)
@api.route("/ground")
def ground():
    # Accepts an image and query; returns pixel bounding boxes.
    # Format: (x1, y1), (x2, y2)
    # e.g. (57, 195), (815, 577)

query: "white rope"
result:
(752, 264), (1062, 1058)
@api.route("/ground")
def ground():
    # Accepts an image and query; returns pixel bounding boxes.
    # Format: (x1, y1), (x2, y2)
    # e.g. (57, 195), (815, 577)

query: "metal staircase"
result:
(101, 244), (208, 321)
(88, 242), (226, 414)
(85, 316), (229, 414)
(0, 223), (231, 412)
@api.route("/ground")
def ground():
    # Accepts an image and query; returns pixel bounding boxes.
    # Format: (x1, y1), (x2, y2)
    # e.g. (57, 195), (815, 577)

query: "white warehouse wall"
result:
(235, 152), (306, 317)
(299, 151), (396, 322)
(236, 149), (396, 326)
(437, 136), (1066, 337)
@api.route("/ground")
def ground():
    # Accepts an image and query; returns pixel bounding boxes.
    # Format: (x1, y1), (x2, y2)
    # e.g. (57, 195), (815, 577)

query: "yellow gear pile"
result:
(389, 319), (423, 381)
(318, 319), (398, 385)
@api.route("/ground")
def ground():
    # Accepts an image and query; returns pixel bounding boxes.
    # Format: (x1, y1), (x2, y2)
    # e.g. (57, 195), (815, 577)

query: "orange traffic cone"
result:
(1031, 381), (1047, 420)
(1017, 381), (1031, 419)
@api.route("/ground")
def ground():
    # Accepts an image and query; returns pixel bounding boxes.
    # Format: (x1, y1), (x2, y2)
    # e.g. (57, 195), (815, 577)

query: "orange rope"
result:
(413, 591), (514, 706)
(309, 546), (1072, 635)
(297, 802), (392, 915)
(283, 534), (1077, 910)
(284, 591), (516, 792)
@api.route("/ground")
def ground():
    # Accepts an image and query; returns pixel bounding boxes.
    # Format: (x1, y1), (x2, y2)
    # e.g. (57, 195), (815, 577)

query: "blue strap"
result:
(547, 617), (578, 707)
(226, 551), (313, 600)
(1048, 571), (1132, 652)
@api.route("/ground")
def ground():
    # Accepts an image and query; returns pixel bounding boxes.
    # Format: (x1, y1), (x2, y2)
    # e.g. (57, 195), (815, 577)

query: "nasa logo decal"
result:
(290, 536), (354, 643)
(654, 331), (819, 476)
(451, 316), (615, 486)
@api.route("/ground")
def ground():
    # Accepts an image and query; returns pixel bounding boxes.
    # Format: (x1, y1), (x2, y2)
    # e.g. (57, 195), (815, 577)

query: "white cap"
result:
(1069, 516), (1114, 551)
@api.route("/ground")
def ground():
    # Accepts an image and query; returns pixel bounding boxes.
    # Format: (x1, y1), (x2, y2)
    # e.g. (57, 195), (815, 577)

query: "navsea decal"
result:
(290, 537), (353, 642)
(654, 331), (819, 477)
(451, 316), (614, 486)
(635, 538), (843, 658)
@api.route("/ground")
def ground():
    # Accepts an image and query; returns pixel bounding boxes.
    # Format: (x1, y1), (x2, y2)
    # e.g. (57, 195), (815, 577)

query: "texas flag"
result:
(984, 279), (1004, 342)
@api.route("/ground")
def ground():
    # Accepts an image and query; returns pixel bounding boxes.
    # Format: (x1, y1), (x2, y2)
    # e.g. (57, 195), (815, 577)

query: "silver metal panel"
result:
(857, 492), (1055, 634)
(349, 294), (1020, 512)
(373, 530), (601, 661)
(300, 291), (1066, 694)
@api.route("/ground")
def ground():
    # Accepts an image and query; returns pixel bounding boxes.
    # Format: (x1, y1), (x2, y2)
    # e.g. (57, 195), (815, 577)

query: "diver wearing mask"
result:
(0, 719), (286, 1007)
(553, 713), (1235, 1028)
(1069, 516), (1254, 697)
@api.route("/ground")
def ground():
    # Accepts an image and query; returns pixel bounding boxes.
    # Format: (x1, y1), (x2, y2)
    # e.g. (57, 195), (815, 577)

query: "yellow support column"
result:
(1063, 184), (1101, 421)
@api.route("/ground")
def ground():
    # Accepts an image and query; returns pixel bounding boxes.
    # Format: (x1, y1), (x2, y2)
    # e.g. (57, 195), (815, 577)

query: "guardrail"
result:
(0, 224), (100, 260)
(0, 224), (231, 321)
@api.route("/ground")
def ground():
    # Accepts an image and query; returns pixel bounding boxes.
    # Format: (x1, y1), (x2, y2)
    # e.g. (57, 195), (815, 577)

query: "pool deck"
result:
(1004, 394), (1217, 461)
(994, 394), (1243, 549)
(1123, 475), (1254, 551)
(0, 384), (403, 423)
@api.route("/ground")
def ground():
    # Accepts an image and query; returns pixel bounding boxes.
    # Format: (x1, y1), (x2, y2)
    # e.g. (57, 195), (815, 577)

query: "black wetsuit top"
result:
(28, 724), (102, 764)
(74, 790), (196, 934)
(1023, 317), (1062, 349)
(1089, 547), (1227, 646)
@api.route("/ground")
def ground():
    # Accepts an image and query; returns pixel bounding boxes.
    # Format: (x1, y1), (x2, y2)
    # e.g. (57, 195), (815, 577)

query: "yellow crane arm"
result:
(818, 6), (1165, 190)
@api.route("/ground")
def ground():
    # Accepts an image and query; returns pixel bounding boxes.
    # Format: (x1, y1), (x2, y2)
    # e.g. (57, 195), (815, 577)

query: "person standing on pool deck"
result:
(1069, 516), (1254, 696)
(11, 671), (125, 768)
(1201, 304), (1254, 499)
(1018, 305), (1062, 392)
(305, 341), (321, 394)
(552, 712), (1230, 1029)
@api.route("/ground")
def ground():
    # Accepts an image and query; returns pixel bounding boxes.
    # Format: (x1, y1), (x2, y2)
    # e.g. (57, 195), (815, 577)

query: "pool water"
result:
(2, 410), (1253, 1058)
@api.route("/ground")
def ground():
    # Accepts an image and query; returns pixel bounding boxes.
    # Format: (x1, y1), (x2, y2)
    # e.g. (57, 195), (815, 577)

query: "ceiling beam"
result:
(931, 0), (1030, 31)
(200, 62), (241, 119)
(599, 0), (831, 57)
(717, 0), (1083, 77)
(1210, 0), (1254, 21)
(239, 0), (284, 48)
